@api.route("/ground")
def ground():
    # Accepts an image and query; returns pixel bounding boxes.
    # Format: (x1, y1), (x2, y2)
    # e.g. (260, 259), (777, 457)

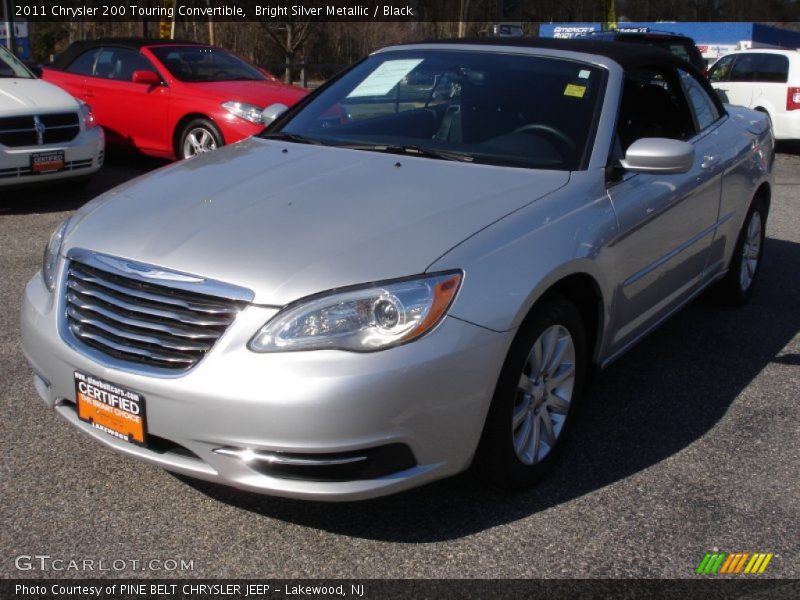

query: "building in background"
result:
(0, 20), (29, 59)
(539, 22), (800, 65)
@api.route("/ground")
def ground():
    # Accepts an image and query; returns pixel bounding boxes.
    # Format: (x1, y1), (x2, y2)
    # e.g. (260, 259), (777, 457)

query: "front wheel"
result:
(711, 198), (767, 306)
(177, 119), (223, 160)
(474, 294), (587, 490)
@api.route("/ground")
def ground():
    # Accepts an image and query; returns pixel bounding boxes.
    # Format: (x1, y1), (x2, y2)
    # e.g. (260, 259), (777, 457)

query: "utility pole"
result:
(170, 0), (178, 39)
(602, 0), (617, 32)
(458, 0), (470, 38)
(207, 0), (215, 44)
(2, 0), (18, 54)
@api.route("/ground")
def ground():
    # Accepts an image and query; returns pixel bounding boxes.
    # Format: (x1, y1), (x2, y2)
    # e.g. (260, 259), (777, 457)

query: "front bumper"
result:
(772, 110), (800, 141)
(215, 113), (265, 145)
(0, 126), (104, 187)
(21, 267), (510, 501)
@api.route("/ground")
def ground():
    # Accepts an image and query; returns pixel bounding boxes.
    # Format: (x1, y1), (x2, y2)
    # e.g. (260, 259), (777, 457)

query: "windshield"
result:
(267, 50), (605, 170)
(0, 45), (33, 78)
(149, 46), (266, 82)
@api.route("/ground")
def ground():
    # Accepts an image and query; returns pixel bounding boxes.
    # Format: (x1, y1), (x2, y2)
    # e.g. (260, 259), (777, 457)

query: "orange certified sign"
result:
(75, 371), (147, 445)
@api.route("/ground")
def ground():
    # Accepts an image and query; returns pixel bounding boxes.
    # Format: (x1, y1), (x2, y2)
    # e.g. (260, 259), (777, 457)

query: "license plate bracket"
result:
(30, 150), (65, 174)
(74, 371), (147, 446)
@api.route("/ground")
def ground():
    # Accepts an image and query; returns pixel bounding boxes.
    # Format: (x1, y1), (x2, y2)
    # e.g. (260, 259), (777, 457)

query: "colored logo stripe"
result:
(696, 553), (727, 574)
(745, 553), (774, 574)
(698, 552), (774, 574)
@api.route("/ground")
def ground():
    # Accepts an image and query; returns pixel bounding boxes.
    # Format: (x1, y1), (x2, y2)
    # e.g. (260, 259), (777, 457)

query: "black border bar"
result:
(9, 0), (800, 23)
(3, 579), (800, 600)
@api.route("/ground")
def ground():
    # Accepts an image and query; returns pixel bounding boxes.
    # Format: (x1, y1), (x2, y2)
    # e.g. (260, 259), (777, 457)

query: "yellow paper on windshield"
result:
(564, 84), (586, 98)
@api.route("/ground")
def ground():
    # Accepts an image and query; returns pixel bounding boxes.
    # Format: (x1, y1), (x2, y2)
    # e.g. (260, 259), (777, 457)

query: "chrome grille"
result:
(64, 258), (249, 371)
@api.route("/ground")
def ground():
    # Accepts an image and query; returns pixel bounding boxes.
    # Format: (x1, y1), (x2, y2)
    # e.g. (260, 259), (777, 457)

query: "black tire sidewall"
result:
(474, 294), (588, 489)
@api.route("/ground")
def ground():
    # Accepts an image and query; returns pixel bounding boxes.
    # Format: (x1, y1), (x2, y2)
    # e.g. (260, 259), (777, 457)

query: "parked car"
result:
(708, 49), (800, 140)
(0, 44), (104, 187)
(22, 38), (773, 501)
(42, 39), (308, 159)
(580, 30), (707, 73)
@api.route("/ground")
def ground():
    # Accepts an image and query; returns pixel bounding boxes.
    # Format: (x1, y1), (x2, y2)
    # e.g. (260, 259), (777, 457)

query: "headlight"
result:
(222, 101), (265, 124)
(249, 271), (462, 352)
(42, 217), (71, 292)
(79, 101), (97, 129)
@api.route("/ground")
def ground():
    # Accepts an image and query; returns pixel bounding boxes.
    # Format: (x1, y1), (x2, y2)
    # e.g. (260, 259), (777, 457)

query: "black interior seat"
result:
(618, 82), (685, 150)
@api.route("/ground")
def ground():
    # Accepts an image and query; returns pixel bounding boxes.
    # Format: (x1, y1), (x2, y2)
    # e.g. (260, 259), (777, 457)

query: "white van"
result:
(709, 49), (800, 140)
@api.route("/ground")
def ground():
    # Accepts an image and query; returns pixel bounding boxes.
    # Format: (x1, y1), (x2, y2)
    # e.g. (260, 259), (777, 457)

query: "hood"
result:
(0, 78), (80, 115)
(180, 79), (308, 107)
(66, 138), (569, 305)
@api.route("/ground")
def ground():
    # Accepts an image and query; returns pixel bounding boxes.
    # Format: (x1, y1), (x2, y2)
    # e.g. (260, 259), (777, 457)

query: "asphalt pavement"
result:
(1, 148), (798, 579)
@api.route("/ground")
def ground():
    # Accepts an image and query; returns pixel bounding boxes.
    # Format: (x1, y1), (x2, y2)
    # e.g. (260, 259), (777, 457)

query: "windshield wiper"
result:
(261, 132), (327, 146)
(335, 143), (474, 162)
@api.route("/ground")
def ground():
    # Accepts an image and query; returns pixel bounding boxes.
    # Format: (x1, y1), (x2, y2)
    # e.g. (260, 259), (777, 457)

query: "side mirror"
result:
(262, 103), (288, 124)
(619, 138), (694, 174)
(132, 70), (161, 86)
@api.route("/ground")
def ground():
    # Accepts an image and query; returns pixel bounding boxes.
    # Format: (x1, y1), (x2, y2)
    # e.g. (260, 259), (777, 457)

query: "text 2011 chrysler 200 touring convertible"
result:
(22, 39), (773, 500)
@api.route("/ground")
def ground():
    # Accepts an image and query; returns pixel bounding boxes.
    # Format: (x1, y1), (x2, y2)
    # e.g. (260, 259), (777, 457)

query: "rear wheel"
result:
(711, 197), (767, 306)
(177, 119), (223, 160)
(474, 294), (587, 489)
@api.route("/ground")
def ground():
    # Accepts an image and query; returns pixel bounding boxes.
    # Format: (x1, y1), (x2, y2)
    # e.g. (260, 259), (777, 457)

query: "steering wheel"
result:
(512, 124), (576, 156)
(211, 70), (231, 79)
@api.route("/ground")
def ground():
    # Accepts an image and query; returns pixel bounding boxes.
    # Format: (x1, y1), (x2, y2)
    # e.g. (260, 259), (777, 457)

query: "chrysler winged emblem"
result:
(33, 115), (46, 145)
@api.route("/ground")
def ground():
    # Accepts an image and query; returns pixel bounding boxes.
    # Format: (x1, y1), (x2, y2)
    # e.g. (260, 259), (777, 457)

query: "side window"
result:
(93, 49), (116, 78)
(754, 54), (789, 83)
(105, 48), (158, 81)
(85, 47), (157, 81)
(66, 49), (99, 76)
(679, 69), (721, 131)
(617, 67), (696, 152)
(708, 55), (735, 83)
(729, 54), (758, 82)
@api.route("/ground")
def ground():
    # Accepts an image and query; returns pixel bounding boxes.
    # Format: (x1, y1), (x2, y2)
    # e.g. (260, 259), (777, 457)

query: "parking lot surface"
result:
(1, 148), (798, 578)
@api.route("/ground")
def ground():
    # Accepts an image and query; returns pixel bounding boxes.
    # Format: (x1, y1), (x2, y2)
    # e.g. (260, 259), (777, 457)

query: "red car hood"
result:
(180, 80), (308, 106)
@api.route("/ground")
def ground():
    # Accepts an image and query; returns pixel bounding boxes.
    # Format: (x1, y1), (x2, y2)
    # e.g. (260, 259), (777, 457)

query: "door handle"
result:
(701, 155), (720, 170)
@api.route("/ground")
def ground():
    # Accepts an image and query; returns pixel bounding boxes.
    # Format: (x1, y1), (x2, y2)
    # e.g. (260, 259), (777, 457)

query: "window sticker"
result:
(347, 59), (424, 97)
(564, 83), (587, 98)
(578, 69), (591, 79)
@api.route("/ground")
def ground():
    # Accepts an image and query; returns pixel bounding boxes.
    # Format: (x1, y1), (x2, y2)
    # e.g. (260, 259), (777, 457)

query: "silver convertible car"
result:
(22, 39), (773, 500)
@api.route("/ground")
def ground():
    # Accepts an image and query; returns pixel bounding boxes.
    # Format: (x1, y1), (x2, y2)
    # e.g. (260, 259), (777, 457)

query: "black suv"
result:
(579, 31), (706, 73)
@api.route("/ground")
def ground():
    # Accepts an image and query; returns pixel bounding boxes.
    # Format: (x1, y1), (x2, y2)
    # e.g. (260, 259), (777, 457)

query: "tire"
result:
(176, 118), (223, 160)
(473, 294), (588, 490)
(710, 197), (767, 306)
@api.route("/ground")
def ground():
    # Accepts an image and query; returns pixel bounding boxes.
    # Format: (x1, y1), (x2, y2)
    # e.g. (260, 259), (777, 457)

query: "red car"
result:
(43, 38), (308, 160)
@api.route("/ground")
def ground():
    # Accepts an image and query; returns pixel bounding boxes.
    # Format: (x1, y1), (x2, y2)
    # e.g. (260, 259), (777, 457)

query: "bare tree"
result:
(262, 22), (317, 83)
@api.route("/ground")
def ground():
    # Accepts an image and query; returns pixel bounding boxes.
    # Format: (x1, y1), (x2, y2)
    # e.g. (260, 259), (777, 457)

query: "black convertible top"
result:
(411, 37), (699, 73)
(404, 36), (724, 114)
(49, 38), (209, 70)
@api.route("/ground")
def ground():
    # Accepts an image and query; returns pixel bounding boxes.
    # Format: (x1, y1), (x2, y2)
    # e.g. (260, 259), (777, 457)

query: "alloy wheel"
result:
(739, 211), (762, 292)
(512, 324), (576, 465)
(183, 127), (218, 158)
